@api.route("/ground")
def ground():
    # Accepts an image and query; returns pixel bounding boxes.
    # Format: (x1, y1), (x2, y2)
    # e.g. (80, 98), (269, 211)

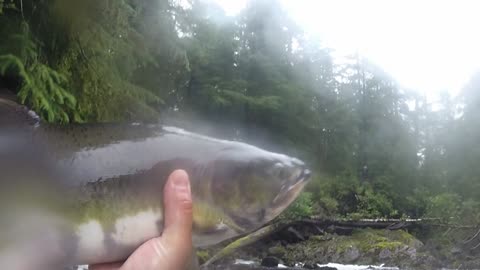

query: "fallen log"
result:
(202, 223), (289, 267)
(301, 217), (478, 230)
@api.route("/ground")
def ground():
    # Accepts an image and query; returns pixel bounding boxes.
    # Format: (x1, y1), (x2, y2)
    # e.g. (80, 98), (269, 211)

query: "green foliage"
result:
(19, 60), (77, 123)
(305, 175), (339, 216)
(196, 250), (210, 264)
(425, 193), (462, 222)
(0, 21), (78, 123)
(354, 185), (397, 218)
(458, 198), (480, 225)
(421, 195), (480, 262)
(311, 171), (361, 216)
(280, 192), (314, 220)
(403, 187), (430, 218)
(308, 172), (398, 218)
(0, 0), (169, 122)
(0, 55), (28, 80)
(317, 195), (339, 216)
(50, 0), (165, 122)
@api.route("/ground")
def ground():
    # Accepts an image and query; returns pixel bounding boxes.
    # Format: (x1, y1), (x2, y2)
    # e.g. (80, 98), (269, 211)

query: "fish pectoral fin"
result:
(192, 202), (229, 234)
(193, 220), (229, 234)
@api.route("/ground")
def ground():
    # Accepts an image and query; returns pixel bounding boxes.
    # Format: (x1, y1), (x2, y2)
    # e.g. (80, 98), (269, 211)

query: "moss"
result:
(283, 237), (327, 262)
(268, 244), (287, 257)
(335, 239), (357, 254)
(386, 229), (416, 244)
(372, 240), (403, 251)
(310, 234), (332, 242)
(205, 224), (281, 265)
(351, 229), (408, 252)
(269, 229), (426, 268)
(196, 250), (211, 264)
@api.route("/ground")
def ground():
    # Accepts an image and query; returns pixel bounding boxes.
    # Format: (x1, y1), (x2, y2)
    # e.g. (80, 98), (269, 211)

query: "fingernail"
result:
(173, 172), (191, 200)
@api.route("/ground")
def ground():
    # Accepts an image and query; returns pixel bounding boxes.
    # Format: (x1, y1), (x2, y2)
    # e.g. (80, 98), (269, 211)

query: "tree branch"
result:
(464, 227), (480, 244)
(20, 0), (24, 19)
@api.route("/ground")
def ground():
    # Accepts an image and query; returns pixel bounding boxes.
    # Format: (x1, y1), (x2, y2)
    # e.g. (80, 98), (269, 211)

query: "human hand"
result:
(90, 170), (193, 270)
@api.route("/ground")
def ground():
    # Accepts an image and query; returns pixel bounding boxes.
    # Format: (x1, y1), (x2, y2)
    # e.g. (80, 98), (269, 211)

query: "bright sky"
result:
(214, 0), (480, 97)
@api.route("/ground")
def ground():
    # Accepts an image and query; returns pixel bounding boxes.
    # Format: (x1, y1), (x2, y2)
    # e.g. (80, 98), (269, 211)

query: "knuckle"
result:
(181, 198), (193, 214)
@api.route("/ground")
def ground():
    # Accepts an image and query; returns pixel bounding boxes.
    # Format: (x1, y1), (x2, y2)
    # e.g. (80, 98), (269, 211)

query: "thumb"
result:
(121, 170), (193, 270)
(161, 169), (193, 254)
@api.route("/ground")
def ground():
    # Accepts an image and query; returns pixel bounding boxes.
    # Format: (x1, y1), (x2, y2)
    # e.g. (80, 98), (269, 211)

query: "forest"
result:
(1, 0), (479, 266)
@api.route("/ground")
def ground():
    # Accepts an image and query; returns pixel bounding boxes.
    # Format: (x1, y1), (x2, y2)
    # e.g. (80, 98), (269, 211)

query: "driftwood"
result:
(202, 223), (287, 267)
(201, 217), (479, 267)
(204, 265), (308, 270)
(464, 228), (480, 244)
(299, 217), (478, 230)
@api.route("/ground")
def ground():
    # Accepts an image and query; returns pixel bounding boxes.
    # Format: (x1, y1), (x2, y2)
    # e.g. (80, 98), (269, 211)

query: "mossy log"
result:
(201, 217), (478, 267)
(303, 217), (478, 230)
(201, 223), (289, 267)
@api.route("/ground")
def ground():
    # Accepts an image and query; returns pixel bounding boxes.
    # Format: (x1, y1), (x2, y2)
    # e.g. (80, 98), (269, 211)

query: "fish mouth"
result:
(268, 168), (312, 219)
(224, 168), (312, 234)
(277, 168), (311, 198)
(289, 168), (311, 191)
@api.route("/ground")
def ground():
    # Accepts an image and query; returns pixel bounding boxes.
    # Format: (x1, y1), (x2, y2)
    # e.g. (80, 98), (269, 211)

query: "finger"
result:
(121, 170), (193, 270)
(163, 169), (193, 241)
(158, 169), (193, 263)
(89, 262), (123, 270)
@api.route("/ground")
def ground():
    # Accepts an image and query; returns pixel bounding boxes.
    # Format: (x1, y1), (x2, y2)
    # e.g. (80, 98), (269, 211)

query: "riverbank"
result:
(203, 229), (436, 269)
(200, 223), (480, 270)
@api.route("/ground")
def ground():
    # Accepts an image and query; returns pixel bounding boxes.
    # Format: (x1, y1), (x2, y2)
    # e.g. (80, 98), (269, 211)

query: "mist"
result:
(1, 0), (480, 268)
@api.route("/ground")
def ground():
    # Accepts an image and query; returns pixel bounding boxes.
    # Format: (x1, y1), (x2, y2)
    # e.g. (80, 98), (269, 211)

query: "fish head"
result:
(210, 145), (311, 233)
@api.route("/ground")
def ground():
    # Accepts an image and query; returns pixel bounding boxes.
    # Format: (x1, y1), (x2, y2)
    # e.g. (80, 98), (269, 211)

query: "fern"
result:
(48, 0), (164, 122)
(0, 15), (82, 123)
(1, 1), (168, 123)
(0, 54), (78, 123)
(0, 54), (29, 79)
(22, 63), (77, 123)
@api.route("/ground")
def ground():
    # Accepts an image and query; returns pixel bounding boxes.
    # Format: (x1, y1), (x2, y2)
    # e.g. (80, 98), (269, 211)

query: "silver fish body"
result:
(0, 96), (311, 267)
